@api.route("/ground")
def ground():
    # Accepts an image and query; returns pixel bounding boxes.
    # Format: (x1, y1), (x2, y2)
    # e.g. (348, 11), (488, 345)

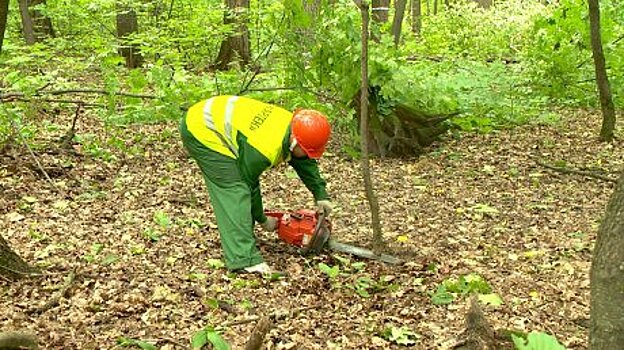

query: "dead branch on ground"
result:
(27, 270), (77, 315)
(0, 89), (155, 102)
(60, 103), (82, 149)
(9, 119), (66, 196)
(533, 157), (618, 183)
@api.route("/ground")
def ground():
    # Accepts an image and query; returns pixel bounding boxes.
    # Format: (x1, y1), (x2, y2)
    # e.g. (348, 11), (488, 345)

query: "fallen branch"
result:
(0, 89), (155, 101)
(533, 157), (618, 183)
(0, 331), (38, 350)
(60, 104), (82, 149)
(27, 270), (77, 315)
(9, 118), (66, 196)
(2, 96), (105, 107)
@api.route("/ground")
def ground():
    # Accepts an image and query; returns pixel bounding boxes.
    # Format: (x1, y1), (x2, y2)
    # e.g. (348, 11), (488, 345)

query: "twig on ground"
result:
(60, 103), (82, 148)
(9, 118), (67, 196)
(27, 270), (77, 315)
(533, 157), (618, 183)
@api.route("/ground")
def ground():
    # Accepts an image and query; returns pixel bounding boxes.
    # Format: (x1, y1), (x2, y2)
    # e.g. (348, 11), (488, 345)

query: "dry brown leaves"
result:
(0, 109), (621, 349)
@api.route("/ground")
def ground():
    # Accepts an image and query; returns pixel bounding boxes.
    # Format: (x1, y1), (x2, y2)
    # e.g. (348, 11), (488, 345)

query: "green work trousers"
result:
(179, 118), (264, 270)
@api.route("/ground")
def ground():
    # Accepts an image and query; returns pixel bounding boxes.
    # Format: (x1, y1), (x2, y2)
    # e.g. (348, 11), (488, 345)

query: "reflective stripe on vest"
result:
(187, 96), (293, 164)
(203, 96), (239, 157)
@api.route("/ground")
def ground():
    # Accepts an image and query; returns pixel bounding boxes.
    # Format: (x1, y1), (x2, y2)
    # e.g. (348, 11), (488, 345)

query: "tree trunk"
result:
(303, 0), (321, 16)
(353, 0), (384, 252)
(0, 234), (36, 280)
(371, 0), (389, 23)
(391, 0), (407, 46)
(588, 0), (616, 142)
(433, 0), (438, 15)
(17, 0), (54, 44)
(0, 0), (8, 53)
(476, 0), (492, 8)
(29, 0), (54, 37)
(410, 0), (421, 35)
(116, 3), (143, 69)
(213, 0), (251, 71)
(18, 0), (36, 44)
(590, 171), (624, 349)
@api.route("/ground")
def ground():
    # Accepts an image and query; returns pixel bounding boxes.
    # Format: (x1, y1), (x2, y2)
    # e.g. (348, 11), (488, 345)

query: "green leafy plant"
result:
(117, 337), (157, 350)
(206, 259), (225, 269)
(83, 243), (104, 263)
(380, 325), (420, 346)
(512, 331), (566, 350)
(431, 274), (500, 305)
(318, 262), (340, 279)
(153, 211), (172, 229)
(191, 327), (230, 350)
(143, 228), (161, 242)
(431, 285), (456, 305)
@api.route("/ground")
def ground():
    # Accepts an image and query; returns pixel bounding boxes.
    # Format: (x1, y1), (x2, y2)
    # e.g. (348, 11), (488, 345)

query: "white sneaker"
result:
(243, 262), (272, 274)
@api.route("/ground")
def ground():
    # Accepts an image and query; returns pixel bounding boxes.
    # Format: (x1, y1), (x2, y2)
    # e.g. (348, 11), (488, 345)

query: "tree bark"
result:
(371, 0), (389, 23)
(0, 234), (36, 280)
(588, 0), (616, 142)
(116, 3), (143, 69)
(17, 0), (54, 44)
(18, 0), (36, 44)
(244, 317), (272, 350)
(410, 0), (421, 35)
(590, 171), (624, 349)
(0, 0), (8, 53)
(475, 0), (492, 8)
(353, 0), (384, 252)
(391, 0), (407, 46)
(213, 0), (251, 71)
(303, 0), (321, 16)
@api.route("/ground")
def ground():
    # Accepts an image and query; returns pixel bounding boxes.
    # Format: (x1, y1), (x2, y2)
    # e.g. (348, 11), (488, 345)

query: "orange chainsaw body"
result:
(265, 209), (331, 252)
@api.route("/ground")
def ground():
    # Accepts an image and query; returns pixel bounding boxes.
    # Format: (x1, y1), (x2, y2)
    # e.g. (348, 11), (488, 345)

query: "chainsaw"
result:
(264, 209), (401, 264)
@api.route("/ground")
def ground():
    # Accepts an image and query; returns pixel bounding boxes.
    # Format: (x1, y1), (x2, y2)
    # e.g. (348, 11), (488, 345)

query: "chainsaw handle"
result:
(314, 210), (326, 233)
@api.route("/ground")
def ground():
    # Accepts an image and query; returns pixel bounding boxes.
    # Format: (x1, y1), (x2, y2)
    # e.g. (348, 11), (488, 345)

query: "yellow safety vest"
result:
(185, 96), (293, 166)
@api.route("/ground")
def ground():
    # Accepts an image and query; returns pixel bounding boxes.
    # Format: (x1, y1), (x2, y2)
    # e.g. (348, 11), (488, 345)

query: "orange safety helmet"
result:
(291, 109), (331, 159)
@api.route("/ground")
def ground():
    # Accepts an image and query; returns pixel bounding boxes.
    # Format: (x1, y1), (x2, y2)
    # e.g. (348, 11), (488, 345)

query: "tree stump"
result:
(352, 87), (455, 157)
(453, 297), (514, 350)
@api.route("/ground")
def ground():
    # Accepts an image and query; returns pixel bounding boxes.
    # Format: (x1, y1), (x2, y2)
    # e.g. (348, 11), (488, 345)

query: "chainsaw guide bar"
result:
(265, 209), (402, 264)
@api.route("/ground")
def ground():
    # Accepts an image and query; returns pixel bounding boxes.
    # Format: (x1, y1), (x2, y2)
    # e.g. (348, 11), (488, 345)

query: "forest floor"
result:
(1, 108), (622, 350)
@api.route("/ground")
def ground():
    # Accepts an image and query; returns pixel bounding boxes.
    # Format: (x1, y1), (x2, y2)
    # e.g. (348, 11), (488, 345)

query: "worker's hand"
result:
(261, 216), (279, 232)
(316, 200), (333, 216)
